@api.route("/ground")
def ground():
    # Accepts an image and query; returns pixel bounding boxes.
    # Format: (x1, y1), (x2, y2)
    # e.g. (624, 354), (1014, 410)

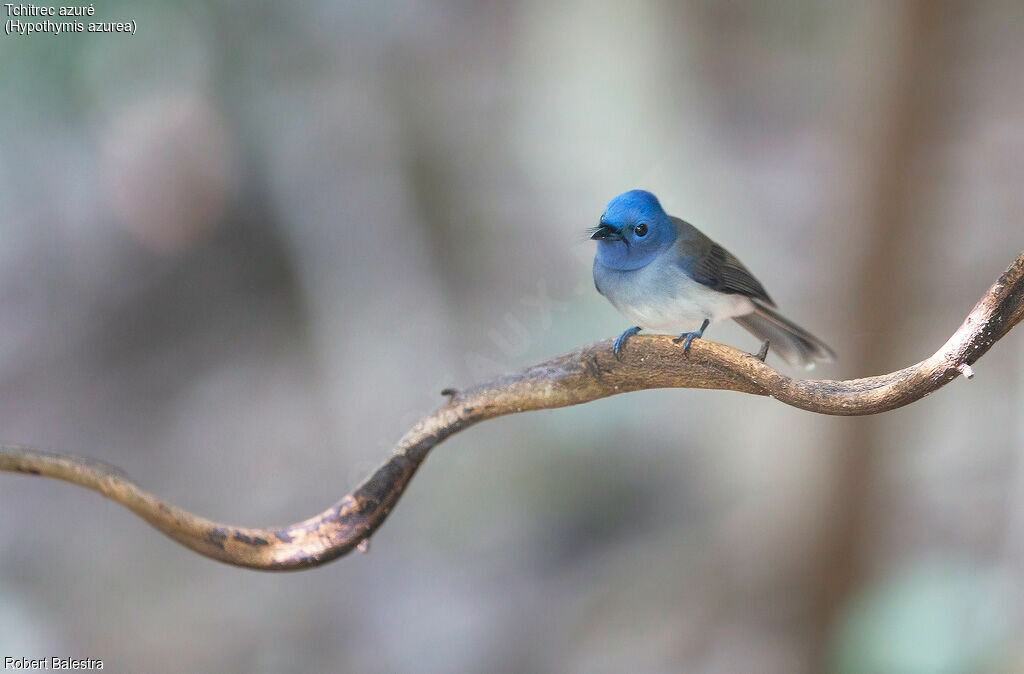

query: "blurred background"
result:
(1, 1), (1023, 672)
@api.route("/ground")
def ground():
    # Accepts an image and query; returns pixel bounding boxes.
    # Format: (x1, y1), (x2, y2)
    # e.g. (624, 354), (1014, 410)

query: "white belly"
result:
(595, 257), (754, 333)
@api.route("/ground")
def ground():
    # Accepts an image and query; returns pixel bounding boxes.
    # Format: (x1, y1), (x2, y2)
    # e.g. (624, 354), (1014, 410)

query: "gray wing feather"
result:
(671, 217), (775, 307)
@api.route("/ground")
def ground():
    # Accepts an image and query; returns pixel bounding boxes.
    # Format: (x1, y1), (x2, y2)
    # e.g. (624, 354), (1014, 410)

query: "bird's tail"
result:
(733, 302), (835, 368)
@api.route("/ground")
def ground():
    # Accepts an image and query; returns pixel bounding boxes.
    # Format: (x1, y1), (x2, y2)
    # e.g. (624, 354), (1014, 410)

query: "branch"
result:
(3, 252), (1023, 571)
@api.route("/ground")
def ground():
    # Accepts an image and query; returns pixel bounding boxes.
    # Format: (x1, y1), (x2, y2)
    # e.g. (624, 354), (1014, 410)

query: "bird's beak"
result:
(590, 223), (623, 241)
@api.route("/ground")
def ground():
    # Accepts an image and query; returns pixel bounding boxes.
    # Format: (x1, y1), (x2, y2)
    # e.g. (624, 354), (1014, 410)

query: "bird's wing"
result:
(671, 217), (776, 307)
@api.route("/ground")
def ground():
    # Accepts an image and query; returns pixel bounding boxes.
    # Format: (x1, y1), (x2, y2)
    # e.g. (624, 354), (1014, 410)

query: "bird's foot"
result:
(613, 326), (641, 359)
(753, 340), (770, 362)
(673, 318), (710, 356)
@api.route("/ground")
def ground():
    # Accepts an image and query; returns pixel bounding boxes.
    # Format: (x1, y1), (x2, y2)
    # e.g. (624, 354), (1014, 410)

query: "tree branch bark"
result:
(2, 251), (1023, 571)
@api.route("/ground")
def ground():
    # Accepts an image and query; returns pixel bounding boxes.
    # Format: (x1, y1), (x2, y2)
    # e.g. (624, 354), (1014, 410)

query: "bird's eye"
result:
(635, 223), (648, 237)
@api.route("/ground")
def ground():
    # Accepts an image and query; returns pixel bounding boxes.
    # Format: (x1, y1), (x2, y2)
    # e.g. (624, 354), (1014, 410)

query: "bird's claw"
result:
(673, 332), (699, 354)
(613, 326), (641, 359)
(753, 340), (770, 362)
(673, 318), (710, 356)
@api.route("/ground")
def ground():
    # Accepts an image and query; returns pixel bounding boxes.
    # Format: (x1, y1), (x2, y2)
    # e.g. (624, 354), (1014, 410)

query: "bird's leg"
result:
(673, 318), (710, 355)
(753, 340), (770, 362)
(613, 326), (641, 359)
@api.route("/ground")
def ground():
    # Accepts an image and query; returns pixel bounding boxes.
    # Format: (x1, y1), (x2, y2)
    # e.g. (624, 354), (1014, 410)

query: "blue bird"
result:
(591, 189), (835, 367)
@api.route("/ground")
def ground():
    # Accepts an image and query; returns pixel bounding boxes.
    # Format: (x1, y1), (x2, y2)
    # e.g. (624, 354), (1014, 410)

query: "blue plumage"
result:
(591, 190), (834, 367)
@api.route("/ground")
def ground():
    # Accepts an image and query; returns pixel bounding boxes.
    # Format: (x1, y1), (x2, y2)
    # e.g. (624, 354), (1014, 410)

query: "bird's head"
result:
(590, 190), (676, 270)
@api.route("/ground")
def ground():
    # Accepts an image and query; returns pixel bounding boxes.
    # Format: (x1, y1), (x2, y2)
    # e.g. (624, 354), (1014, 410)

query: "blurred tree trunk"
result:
(809, 0), (965, 663)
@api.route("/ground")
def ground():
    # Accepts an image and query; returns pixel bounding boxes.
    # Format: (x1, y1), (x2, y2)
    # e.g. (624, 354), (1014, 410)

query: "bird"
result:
(590, 189), (835, 368)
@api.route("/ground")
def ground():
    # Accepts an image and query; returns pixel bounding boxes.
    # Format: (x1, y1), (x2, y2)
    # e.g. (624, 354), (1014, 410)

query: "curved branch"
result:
(3, 252), (1023, 570)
